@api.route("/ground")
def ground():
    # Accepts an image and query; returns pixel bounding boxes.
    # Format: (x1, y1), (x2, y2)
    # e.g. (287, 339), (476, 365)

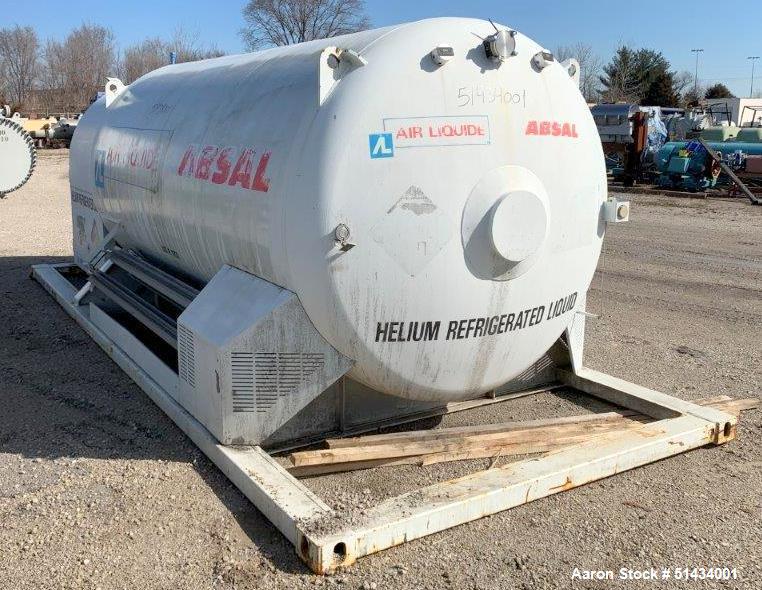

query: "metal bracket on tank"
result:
(561, 58), (581, 87)
(104, 78), (127, 108)
(319, 47), (367, 105)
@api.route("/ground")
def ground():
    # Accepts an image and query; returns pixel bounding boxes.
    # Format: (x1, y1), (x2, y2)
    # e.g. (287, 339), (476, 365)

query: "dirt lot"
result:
(0, 150), (760, 590)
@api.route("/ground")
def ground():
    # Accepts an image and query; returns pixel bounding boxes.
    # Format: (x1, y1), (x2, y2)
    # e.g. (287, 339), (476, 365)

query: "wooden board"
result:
(288, 396), (757, 475)
(323, 395), (734, 449)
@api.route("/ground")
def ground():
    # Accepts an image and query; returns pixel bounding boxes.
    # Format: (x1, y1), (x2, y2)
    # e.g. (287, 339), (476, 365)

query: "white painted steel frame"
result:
(31, 263), (737, 574)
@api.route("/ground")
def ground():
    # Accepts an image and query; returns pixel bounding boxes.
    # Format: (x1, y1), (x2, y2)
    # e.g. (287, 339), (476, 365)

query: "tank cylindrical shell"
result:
(69, 17), (607, 402)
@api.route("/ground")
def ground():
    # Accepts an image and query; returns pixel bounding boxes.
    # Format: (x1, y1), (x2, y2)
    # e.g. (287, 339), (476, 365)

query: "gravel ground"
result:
(0, 151), (759, 589)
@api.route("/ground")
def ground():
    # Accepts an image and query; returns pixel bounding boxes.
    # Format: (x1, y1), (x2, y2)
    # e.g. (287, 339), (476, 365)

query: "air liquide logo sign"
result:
(94, 150), (106, 188)
(386, 115), (490, 148)
(369, 115), (491, 158)
(369, 133), (394, 159)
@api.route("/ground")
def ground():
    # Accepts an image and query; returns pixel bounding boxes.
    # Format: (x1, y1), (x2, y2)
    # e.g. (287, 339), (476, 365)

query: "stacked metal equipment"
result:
(590, 104), (667, 186)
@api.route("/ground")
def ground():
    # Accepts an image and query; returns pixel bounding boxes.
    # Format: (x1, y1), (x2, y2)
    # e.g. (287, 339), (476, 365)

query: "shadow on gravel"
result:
(0, 255), (310, 574)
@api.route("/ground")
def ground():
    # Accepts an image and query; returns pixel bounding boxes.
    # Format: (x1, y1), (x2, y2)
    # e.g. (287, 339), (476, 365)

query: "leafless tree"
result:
(37, 38), (68, 112)
(168, 28), (225, 62)
(120, 29), (225, 84)
(121, 37), (167, 84)
(240, 0), (370, 50)
(66, 24), (116, 107)
(39, 24), (117, 111)
(0, 60), (8, 105)
(671, 70), (696, 104)
(0, 26), (39, 107)
(555, 42), (602, 103)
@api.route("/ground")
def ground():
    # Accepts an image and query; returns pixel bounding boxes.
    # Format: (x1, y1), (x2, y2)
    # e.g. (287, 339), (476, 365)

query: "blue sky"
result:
(1, 0), (759, 97)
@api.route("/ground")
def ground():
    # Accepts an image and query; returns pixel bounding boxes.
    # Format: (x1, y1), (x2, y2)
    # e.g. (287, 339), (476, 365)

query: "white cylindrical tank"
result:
(70, 17), (607, 402)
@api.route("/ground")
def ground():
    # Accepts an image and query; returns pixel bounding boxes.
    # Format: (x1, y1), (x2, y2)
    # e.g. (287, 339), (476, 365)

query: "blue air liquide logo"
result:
(94, 150), (106, 188)
(369, 133), (394, 158)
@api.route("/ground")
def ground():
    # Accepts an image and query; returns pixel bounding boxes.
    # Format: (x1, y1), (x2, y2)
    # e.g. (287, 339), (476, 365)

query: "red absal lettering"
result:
(211, 147), (235, 184)
(195, 145), (220, 180)
(177, 144), (198, 177)
(252, 151), (271, 192)
(228, 148), (255, 189)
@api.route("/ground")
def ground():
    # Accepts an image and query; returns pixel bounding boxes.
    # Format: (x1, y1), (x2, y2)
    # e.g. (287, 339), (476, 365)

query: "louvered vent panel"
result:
(231, 352), (255, 413)
(494, 354), (555, 395)
(253, 353), (279, 412)
(252, 352), (325, 412)
(177, 324), (196, 388)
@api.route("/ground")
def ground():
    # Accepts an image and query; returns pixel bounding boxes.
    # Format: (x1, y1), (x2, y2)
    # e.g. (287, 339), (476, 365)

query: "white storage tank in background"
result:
(69, 17), (607, 402)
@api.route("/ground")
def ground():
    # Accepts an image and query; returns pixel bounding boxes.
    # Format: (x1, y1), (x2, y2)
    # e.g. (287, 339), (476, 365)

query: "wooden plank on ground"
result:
(713, 398), (759, 412)
(325, 395), (733, 449)
(419, 425), (652, 466)
(291, 420), (649, 467)
(290, 422), (651, 475)
(288, 396), (757, 474)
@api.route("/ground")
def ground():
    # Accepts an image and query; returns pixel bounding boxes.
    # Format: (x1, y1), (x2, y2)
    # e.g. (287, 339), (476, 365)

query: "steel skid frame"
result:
(32, 263), (737, 574)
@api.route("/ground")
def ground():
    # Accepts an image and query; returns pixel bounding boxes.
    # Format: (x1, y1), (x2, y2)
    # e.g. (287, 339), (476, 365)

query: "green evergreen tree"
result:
(704, 83), (735, 99)
(600, 45), (679, 105)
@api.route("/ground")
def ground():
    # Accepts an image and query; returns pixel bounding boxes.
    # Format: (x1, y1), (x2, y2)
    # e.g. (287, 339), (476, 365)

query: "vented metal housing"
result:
(175, 265), (353, 445)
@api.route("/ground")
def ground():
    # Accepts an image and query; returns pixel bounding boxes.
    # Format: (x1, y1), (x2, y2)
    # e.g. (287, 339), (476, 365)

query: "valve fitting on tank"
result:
(430, 46), (455, 67)
(334, 223), (355, 251)
(603, 198), (630, 223)
(531, 51), (555, 70)
(483, 28), (517, 63)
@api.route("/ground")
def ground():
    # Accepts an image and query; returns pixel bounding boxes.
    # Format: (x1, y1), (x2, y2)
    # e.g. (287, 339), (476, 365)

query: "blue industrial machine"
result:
(656, 140), (762, 191)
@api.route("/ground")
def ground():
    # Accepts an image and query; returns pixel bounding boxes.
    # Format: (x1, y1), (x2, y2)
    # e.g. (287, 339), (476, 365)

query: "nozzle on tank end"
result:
(483, 27), (517, 63)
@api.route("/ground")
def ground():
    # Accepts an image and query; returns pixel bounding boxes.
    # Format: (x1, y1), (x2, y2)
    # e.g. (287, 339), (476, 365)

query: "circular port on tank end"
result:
(488, 191), (548, 263)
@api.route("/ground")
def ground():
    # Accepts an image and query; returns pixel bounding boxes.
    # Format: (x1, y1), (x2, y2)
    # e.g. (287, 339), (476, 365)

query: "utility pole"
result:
(691, 48), (704, 97)
(749, 56), (760, 97)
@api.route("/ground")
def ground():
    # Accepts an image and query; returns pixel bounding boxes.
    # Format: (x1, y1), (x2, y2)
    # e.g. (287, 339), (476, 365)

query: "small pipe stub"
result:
(334, 223), (355, 251)
(532, 51), (555, 70)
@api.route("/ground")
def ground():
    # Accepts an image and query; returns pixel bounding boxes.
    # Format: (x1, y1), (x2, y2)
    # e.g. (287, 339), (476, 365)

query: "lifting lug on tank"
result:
(326, 48), (367, 70)
(104, 78), (126, 108)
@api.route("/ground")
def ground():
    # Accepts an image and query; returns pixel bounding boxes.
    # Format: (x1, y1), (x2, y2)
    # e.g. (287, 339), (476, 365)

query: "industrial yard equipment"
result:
(591, 104), (667, 186)
(0, 108), (36, 196)
(656, 140), (721, 192)
(656, 139), (762, 199)
(592, 104), (650, 186)
(16, 113), (79, 148)
(698, 138), (761, 205)
(700, 125), (739, 142)
(32, 18), (738, 573)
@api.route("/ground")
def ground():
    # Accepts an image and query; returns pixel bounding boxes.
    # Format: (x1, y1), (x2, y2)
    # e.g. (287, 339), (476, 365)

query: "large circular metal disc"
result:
(0, 117), (36, 194)
(489, 191), (548, 263)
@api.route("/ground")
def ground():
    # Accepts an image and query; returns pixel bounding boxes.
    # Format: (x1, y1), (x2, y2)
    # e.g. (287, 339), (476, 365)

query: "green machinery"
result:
(656, 139), (762, 192)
